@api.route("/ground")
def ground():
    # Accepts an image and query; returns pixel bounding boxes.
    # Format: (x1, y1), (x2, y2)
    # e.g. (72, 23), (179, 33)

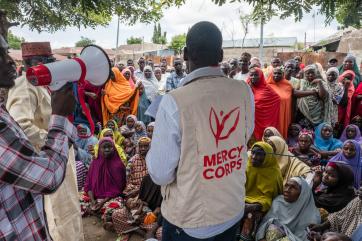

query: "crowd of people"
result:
(0, 20), (362, 241)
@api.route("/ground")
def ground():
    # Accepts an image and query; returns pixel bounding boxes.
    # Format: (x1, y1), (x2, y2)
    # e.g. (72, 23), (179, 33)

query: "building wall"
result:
(223, 47), (296, 64)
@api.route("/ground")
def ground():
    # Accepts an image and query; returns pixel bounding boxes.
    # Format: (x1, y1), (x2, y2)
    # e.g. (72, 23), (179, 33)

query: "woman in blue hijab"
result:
(314, 123), (342, 164)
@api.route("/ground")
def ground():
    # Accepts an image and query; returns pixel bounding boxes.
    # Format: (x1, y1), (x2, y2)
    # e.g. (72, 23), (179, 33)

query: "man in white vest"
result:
(146, 21), (254, 241)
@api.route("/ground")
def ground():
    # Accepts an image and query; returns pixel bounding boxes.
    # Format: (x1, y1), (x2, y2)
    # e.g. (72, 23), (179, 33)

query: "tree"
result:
(336, 1), (362, 29)
(239, 13), (253, 48)
(8, 31), (25, 49)
(127, 36), (143, 45)
(211, 0), (362, 27)
(1, 0), (185, 32)
(168, 34), (186, 55)
(152, 23), (167, 44)
(75, 36), (95, 47)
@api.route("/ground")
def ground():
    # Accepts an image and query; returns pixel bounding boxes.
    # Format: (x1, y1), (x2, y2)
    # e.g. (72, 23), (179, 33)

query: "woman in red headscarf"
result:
(351, 74), (362, 119)
(338, 70), (356, 128)
(247, 67), (281, 140)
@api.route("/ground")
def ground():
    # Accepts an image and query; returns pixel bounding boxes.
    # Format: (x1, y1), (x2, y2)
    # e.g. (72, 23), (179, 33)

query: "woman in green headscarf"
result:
(241, 142), (283, 241)
(338, 54), (361, 88)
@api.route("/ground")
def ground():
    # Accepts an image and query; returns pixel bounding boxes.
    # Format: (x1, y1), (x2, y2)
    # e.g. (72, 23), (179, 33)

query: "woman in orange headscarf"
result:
(338, 70), (356, 128)
(101, 67), (139, 126)
(267, 67), (293, 138)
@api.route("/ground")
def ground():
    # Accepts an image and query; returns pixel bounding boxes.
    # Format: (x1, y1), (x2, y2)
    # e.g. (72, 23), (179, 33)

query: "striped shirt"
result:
(0, 106), (76, 240)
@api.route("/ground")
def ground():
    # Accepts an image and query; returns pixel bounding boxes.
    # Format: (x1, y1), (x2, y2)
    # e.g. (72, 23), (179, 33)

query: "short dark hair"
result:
(186, 21), (222, 66)
(240, 52), (251, 61)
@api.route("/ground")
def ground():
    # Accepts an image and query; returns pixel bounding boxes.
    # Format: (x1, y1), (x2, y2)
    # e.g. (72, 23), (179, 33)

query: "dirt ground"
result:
(82, 216), (144, 241)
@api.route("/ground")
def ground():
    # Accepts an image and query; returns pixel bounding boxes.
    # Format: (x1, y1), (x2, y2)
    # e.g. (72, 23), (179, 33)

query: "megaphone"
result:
(26, 44), (111, 91)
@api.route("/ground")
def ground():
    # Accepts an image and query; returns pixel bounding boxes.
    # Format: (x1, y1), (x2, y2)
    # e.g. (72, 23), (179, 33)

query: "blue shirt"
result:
(165, 71), (186, 92)
(146, 66), (255, 239)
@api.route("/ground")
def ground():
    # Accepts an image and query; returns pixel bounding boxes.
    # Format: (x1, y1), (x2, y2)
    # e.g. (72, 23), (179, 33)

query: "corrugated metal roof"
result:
(222, 37), (297, 48)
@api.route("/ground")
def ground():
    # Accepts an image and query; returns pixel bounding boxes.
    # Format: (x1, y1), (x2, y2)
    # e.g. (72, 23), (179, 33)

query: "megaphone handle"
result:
(73, 57), (95, 137)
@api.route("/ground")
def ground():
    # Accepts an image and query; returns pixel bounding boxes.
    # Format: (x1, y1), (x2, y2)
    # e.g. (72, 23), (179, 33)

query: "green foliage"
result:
(210, 0), (361, 27)
(168, 33), (186, 55)
(1, 0), (186, 32)
(8, 31), (24, 49)
(127, 36), (143, 45)
(336, 1), (362, 29)
(75, 36), (95, 47)
(152, 23), (167, 44)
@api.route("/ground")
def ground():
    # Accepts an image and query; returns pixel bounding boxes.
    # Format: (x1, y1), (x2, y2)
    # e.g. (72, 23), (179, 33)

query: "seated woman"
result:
(147, 122), (155, 139)
(329, 140), (361, 189)
(340, 124), (362, 145)
(112, 175), (162, 239)
(81, 137), (126, 221)
(314, 123), (342, 163)
(132, 121), (147, 145)
(287, 123), (302, 148)
(124, 137), (151, 197)
(241, 142), (283, 240)
(309, 186), (362, 238)
(255, 177), (321, 241)
(121, 114), (137, 138)
(290, 130), (321, 166)
(266, 136), (312, 185)
(313, 162), (356, 213)
(94, 128), (127, 165)
(262, 127), (283, 142)
(106, 119), (124, 146)
(123, 138), (136, 161)
(75, 124), (99, 191)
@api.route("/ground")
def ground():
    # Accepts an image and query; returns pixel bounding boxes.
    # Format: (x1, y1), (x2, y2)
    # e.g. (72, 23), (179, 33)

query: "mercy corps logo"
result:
(204, 107), (244, 180)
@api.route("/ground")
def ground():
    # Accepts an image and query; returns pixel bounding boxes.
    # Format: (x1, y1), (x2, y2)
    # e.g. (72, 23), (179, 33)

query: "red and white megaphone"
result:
(26, 45), (111, 136)
(26, 44), (111, 90)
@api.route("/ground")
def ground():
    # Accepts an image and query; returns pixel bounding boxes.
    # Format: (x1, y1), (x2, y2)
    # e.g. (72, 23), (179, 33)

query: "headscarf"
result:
(84, 137), (127, 199)
(314, 123), (343, 151)
(247, 68), (281, 140)
(338, 54), (361, 88)
(268, 136), (312, 185)
(352, 80), (362, 118)
(314, 162), (356, 213)
(262, 127), (283, 142)
(256, 177), (320, 241)
(139, 175), (162, 211)
(326, 67), (344, 125)
(106, 119), (124, 146)
(245, 142), (283, 212)
(137, 87), (153, 125)
(287, 124), (302, 148)
(338, 70), (356, 127)
(142, 66), (159, 102)
(102, 67), (139, 125)
(83, 80), (104, 124)
(94, 128), (127, 165)
(340, 124), (362, 144)
(121, 68), (135, 89)
(121, 114), (137, 133)
(75, 124), (98, 166)
(329, 140), (362, 189)
(267, 67), (293, 138)
(133, 121), (147, 144)
(297, 65), (331, 125)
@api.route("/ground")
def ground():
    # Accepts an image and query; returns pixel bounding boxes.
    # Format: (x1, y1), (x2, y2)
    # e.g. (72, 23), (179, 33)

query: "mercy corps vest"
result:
(162, 75), (253, 228)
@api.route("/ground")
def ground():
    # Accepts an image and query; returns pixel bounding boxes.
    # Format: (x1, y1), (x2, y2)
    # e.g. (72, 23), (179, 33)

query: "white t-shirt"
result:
(234, 72), (249, 82)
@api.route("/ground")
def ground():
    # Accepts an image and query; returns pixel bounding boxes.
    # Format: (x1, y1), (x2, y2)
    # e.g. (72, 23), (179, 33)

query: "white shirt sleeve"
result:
(146, 94), (181, 185)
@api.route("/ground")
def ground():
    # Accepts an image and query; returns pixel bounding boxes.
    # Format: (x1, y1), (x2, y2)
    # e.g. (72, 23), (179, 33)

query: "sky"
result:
(11, 0), (339, 49)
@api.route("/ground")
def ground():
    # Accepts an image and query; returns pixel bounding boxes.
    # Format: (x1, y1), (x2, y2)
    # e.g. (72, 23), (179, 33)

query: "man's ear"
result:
(183, 47), (188, 62)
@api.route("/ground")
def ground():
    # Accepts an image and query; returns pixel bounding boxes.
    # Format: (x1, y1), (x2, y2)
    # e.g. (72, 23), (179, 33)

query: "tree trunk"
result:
(0, 10), (19, 40)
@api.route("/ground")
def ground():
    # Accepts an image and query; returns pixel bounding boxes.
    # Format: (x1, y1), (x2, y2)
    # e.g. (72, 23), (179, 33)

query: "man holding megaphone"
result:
(6, 42), (84, 241)
(0, 35), (79, 241)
